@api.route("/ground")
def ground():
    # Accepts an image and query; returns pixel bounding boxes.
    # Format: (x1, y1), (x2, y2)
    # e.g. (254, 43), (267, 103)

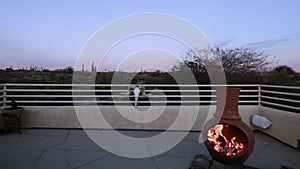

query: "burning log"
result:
(207, 124), (245, 156)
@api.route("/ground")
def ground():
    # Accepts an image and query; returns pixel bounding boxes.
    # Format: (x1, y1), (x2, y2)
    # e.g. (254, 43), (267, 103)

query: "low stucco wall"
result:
(2, 105), (300, 148)
(258, 107), (300, 148)
(2, 105), (259, 131)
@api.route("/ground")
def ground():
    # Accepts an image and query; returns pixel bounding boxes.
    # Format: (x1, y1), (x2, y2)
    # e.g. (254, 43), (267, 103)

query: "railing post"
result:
(3, 84), (7, 107)
(258, 84), (261, 107)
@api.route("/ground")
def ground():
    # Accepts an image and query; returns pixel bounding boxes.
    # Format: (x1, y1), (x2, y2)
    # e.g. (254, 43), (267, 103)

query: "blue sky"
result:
(1, 0), (300, 72)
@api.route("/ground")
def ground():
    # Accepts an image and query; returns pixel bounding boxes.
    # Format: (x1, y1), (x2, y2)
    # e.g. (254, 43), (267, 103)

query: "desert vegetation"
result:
(1, 47), (299, 85)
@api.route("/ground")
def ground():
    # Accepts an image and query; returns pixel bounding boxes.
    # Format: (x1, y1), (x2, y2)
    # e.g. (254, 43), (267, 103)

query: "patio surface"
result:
(0, 129), (299, 169)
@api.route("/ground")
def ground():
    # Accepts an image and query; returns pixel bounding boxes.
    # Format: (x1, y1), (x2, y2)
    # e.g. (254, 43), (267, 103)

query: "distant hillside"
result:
(0, 68), (299, 85)
(0, 69), (177, 84)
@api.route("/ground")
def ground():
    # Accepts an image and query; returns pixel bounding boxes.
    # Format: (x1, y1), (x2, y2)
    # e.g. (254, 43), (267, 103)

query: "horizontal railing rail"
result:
(0, 84), (4, 106)
(0, 83), (299, 113)
(260, 85), (300, 113)
(0, 84), (259, 106)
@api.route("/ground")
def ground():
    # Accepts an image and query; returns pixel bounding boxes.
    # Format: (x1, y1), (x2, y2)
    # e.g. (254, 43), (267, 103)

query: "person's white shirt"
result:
(133, 86), (141, 107)
(133, 87), (141, 97)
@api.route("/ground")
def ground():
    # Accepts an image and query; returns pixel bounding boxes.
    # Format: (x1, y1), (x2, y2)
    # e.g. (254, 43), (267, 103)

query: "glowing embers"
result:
(207, 124), (246, 156)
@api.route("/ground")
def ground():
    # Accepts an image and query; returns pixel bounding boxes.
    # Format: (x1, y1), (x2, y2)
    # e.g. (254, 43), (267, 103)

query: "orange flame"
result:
(207, 124), (245, 156)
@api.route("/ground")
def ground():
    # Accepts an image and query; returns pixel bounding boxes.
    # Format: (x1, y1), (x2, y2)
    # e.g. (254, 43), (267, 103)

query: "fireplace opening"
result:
(207, 123), (248, 157)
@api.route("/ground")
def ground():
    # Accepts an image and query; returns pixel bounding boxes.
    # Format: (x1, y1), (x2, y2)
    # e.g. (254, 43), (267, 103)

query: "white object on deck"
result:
(133, 87), (141, 107)
(252, 115), (271, 129)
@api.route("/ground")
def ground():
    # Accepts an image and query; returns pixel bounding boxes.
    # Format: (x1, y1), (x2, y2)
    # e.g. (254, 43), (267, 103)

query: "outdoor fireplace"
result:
(202, 87), (255, 166)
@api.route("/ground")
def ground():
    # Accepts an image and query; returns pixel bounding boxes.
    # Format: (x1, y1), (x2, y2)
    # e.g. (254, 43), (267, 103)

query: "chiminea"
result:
(202, 87), (255, 166)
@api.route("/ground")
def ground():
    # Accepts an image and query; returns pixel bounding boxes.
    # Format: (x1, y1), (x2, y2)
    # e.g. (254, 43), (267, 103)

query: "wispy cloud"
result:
(243, 32), (300, 50)
(243, 38), (290, 49)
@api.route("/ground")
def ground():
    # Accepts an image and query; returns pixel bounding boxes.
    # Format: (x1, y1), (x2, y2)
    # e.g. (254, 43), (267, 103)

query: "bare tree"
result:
(179, 47), (274, 75)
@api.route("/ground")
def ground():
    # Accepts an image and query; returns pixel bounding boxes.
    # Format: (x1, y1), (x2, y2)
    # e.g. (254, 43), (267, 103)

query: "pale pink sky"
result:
(0, 0), (300, 72)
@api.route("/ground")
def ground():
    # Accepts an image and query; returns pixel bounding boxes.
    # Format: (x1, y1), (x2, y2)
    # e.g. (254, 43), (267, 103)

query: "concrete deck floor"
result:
(0, 129), (299, 169)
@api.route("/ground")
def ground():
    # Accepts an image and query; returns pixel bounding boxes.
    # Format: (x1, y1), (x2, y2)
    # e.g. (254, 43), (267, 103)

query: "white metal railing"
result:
(0, 83), (299, 113)
(0, 84), (259, 106)
(0, 84), (4, 106)
(260, 85), (300, 112)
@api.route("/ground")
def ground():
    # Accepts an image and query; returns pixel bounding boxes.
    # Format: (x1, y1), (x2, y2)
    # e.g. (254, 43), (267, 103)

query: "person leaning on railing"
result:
(128, 85), (146, 107)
